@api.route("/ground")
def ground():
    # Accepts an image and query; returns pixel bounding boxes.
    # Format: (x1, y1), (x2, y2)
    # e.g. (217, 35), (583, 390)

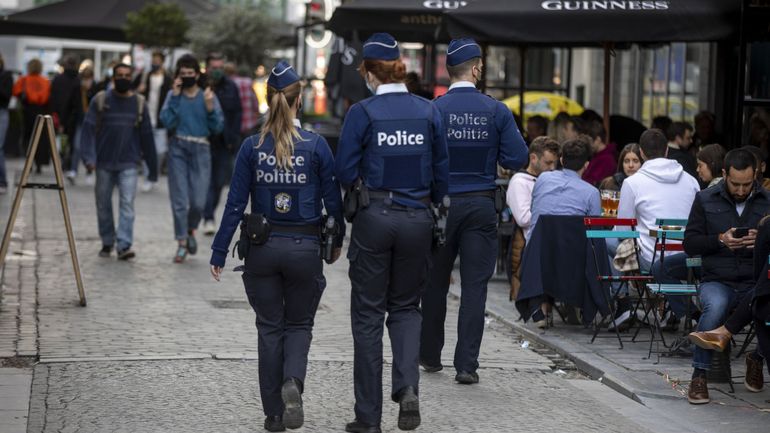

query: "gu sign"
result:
(423, 1), (469, 9)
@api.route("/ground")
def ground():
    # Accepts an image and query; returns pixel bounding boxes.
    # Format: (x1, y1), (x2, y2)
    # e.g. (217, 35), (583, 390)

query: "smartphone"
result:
(734, 227), (749, 238)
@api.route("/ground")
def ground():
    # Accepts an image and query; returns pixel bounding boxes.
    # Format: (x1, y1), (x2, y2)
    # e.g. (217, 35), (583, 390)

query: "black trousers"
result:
(242, 235), (325, 417)
(420, 195), (497, 374)
(754, 295), (770, 362)
(348, 199), (433, 427)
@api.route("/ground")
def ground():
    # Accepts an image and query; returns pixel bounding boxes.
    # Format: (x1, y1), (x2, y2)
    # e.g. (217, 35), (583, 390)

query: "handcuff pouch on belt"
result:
(343, 178), (370, 222)
(233, 213), (271, 260)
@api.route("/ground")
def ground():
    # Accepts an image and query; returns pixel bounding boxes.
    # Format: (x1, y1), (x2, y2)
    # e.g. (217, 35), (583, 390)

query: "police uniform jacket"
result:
(210, 122), (345, 267)
(335, 83), (450, 208)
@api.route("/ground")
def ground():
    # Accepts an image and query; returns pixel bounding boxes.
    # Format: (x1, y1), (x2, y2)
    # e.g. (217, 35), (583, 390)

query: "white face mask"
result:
(365, 73), (376, 94)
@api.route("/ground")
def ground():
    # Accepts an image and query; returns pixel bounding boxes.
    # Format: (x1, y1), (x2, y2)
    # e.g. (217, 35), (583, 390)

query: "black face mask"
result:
(113, 78), (131, 94)
(181, 76), (197, 89)
(150, 64), (161, 73)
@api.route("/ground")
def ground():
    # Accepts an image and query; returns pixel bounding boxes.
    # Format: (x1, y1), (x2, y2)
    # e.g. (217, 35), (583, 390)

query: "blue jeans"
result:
(69, 123), (83, 175)
(0, 108), (9, 187)
(167, 137), (211, 240)
(203, 145), (234, 221)
(95, 168), (138, 251)
(693, 281), (752, 369)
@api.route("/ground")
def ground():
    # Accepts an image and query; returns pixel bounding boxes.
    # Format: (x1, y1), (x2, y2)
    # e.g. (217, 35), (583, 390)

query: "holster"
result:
(234, 213), (271, 261)
(343, 179), (370, 222)
(494, 185), (506, 214)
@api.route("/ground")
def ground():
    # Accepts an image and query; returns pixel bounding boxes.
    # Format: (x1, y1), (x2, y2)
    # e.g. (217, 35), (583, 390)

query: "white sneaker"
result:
(65, 171), (76, 185)
(608, 309), (631, 331)
(203, 220), (216, 236)
(84, 173), (95, 186)
(0, 185), (7, 195)
(140, 180), (156, 193)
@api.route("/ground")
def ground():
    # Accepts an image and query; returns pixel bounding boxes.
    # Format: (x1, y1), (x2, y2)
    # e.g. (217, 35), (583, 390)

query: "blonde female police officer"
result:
(335, 33), (449, 433)
(210, 61), (344, 432)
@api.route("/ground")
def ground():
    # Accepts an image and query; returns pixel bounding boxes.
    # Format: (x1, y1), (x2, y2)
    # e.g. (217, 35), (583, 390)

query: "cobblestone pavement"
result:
(1, 164), (658, 432)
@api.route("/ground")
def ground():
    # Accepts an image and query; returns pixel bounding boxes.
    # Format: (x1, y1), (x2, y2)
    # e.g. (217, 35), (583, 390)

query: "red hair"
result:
(359, 59), (407, 84)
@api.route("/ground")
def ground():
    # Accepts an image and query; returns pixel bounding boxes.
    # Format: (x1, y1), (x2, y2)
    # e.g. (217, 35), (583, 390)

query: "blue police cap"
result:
(267, 60), (300, 90)
(446, 38), (482, 66)
(362, 33), (400, 61)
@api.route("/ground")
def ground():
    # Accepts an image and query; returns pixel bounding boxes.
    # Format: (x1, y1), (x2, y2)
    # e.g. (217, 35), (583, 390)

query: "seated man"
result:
(666, 121), (698, 180)
(683, 148), (770, 405)
(611, 129), (700, 328)
(581, 120), (617, 186)
(528, 136), (601, 325)
(506, 136), (559, 300)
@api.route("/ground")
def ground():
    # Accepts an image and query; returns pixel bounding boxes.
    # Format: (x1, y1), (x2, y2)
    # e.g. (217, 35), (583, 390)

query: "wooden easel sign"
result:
(0, 115), (86, 306)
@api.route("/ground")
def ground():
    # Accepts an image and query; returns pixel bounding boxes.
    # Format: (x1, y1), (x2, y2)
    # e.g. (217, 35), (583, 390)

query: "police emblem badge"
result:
(274, 192), (292, 214)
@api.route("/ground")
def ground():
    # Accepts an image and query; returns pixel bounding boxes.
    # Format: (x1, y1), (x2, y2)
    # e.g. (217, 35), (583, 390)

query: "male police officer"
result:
(420, 38), (528, 384)
(335, 33), (449, 433)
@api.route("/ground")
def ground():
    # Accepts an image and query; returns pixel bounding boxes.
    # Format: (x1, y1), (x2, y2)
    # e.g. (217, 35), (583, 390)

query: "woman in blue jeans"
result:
(160, 54), (223, 262)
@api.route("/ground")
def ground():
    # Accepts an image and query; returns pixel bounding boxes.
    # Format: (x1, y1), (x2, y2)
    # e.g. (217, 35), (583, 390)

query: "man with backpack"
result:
(81, 63), (157, 260)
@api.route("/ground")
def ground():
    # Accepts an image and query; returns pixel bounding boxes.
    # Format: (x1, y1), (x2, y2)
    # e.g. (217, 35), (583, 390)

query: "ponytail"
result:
(258, 82), (303, 170)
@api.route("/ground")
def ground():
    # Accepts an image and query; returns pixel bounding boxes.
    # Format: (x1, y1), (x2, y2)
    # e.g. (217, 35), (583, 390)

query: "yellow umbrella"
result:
(502, 92), (583, 122)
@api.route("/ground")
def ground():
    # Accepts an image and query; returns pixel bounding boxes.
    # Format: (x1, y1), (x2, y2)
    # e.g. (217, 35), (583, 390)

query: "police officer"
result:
(209, 61), (344, 432)
(335, 33), (449, 433)
(420, 38), (528, 385)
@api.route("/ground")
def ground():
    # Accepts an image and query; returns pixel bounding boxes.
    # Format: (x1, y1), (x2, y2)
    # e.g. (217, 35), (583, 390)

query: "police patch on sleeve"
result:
(274, 192), (292, 214)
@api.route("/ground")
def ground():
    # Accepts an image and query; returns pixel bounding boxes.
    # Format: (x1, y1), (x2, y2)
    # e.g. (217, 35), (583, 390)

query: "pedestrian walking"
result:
(334, 33), (449, 433)
(80, 63), (157, 260)
(12, 58), (51, 173)
(420, 38), (528, 385)
(201, 53), (242, 235)
(133, 51), (173, 192)
(209, 60), (344, 432)
(159, 54), (224, 263)
(0, 52), (12, 194)
(50, 55), (82, 180)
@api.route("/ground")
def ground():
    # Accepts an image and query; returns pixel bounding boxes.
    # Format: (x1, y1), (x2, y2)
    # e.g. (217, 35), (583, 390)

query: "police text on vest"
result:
(256, 151), (308, 184)
(447, 112), (490, 141)
(377, 131), (425, 146)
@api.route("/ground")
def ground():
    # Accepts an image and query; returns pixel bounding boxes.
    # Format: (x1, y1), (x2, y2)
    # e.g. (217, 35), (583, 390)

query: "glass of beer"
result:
(600, 190), (612, 216)
(600, 190), (620, 217)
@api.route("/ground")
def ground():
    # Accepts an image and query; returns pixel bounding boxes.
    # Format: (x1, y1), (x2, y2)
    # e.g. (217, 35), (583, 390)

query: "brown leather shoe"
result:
(745, 354), (765, 393)
(688, 376), (710, 404)
(687, 331), (730, 352)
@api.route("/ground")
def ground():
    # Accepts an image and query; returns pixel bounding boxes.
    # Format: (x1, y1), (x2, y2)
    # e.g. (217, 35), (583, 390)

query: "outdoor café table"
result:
(515, 214), (612, 326)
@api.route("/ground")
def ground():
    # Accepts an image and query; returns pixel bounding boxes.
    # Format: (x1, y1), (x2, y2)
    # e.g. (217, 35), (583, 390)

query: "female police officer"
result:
(335, 33), (449, 433)
(209, 61), (344, 432)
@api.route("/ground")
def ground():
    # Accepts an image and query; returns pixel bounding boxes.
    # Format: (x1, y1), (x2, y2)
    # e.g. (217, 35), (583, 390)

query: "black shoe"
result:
(264, 415), (286, 432)
(187, 232), (197, 255)
(98, 245), (112, 258)
(117, 248), (135, 260)
(345, 420), (382, 433)
(396, 386), (420, 431)
(455, 371), (479, 384)
(420, 359), (443, 373)
(281, 378), (303, 429)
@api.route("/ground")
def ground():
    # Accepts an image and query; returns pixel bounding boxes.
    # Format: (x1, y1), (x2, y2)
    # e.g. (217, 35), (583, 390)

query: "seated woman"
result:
(688, 215), (770, 393)
(696, 143), (725, 188)
(598, 143), (642, 191)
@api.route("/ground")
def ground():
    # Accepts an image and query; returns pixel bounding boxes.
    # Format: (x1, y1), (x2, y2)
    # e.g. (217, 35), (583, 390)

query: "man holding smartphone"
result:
(682, 148), (770, 405)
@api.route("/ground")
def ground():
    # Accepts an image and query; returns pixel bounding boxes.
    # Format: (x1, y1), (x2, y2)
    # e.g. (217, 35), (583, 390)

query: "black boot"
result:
(345, 420), (382, 433)
(264, 415), (285, 432)
(281, 377), (304, 429)
(396, 386), (420, 431)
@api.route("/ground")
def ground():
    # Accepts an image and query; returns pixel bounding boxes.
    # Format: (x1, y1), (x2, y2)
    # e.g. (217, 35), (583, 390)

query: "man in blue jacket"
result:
(82, 63), (157, 260)
(420, 38), (528, 385)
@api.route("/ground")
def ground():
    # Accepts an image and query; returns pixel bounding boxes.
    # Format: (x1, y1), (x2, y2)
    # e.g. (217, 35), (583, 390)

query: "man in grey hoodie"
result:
(611, 129), (700, 328)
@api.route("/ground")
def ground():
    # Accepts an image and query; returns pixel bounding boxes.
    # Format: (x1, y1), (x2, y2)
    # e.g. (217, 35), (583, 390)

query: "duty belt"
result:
(174, 134), (210, 145)
(449, 190), (495, 199)
(271, 224), (320, 236)
(368, 190), (431, 205)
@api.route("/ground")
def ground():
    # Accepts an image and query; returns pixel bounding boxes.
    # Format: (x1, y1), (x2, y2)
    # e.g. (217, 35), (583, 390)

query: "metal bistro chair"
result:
(585, 217), (654, 349)
(644, 219), (700, 362)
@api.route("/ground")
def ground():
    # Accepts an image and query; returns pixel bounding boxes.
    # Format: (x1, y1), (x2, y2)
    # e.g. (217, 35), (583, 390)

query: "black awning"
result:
(0, 0), (217, 42)
(445, 0), (742, 45)
(327, 0), (459, 42)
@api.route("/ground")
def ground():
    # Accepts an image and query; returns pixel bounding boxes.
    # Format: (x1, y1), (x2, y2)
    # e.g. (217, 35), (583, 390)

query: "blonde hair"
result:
(259, 81), (303, 170)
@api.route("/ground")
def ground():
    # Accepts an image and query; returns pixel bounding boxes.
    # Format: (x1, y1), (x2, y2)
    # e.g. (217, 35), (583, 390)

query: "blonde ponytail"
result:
(258, 82), (303, 170)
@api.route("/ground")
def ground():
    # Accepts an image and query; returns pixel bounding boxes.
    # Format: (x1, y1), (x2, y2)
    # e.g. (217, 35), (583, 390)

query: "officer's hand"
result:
(172, 77), (182, 96)
(204, 87), (215, 112)
(210, 265), (223, 282)
(329, 247), (342, 264)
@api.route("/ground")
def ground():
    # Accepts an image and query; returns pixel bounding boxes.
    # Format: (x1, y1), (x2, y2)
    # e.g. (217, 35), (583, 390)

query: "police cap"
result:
(446, 38), (482, 66)
(267, 60), (300, 90)
(363, 33), (400, 61)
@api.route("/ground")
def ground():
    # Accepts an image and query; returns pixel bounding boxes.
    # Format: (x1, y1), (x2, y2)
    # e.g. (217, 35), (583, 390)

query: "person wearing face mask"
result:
(335, 33), (449, 433)
(201, 52), (242, 236)
(160, 54), (224, 263)
(80, 63), (157, 260)
(420, 38), (528, 386)
(133, 51), (173, 193)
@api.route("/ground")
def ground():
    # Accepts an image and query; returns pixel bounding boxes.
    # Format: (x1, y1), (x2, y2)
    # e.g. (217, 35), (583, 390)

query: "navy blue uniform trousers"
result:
(242, 235), (326, 417)
(348, 199), (433, 427)
(420, 195), (498, 374)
